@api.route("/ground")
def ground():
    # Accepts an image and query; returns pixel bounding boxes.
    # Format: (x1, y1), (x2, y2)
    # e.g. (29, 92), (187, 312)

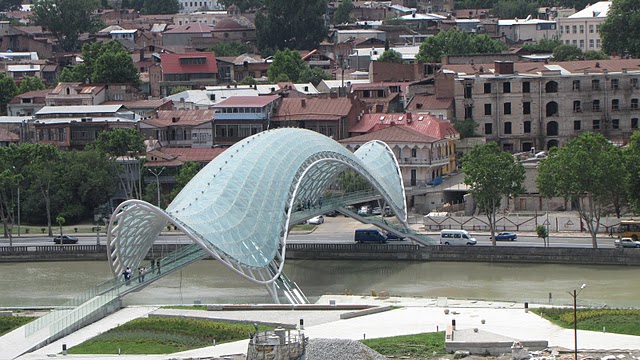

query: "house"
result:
(216, 53), (269, 84)
(270, 97), (358, 140)
(0, 116), (32, 143)
(162, 22), (214, 47)
(139, 109), (214, 148)
(496, 18), (558, 44)
(45, 83), (107, 106)
(351, 81), (410, 113)
(405, 94), (454, 121)
(301, 49), (334, 72)
(177, 0), (223, 14)
(7, 89), (49, 116)
(160, 52), (218, 96)
(208, 5), (256, 46)
(164, 90), (215, 109)
(0, 127), (19, 146)
(102, 99), (174, 118)
(34, 105), (139, 150)
(558, 1), (610, 51)
(212, 95), (280, 146)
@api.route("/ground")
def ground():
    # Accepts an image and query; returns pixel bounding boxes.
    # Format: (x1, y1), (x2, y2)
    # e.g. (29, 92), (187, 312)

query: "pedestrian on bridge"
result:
(150, 258), (155, 274)
(156, 258), (161, 274)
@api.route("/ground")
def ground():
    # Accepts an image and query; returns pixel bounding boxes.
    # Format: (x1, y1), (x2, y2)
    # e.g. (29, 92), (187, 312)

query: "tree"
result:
(337, 170), (372, 193)
(0, 0), (22, 11)
(491, 0), (538, 19)
(169, 162), (202, 200)
(299, 67), (331, 86)
(537, 132), (619, 248)
(583, 50), (609, 60)
(31, 0), (101, 51)
(255, 0), (327, 53)
(416, 29), (507, 63)
(0, 73), (18, 115)
(23, 144), (63, 236)
(333, 0), (353, 24)
(18, 76), (46, 94)
(522, 38), (562, 54)
(56, 215), (65, 236)
(462, 142), (525, 246)
(453, 118), (478, 139)
(552, 44), (583, 61)
(207, 41), (249, 57)
(170, 86), (190, 95)
(624, 131), (640, 212)
(377, 49), (403, 63)
(0, 146), (21, 244)
(140, 0), (179, 14)
(218, 0), (264, 11)
(536, 224), (549, 247)
(600, 0), (640, 57)
(59, 41), (140, 85)
(267, 49), (307, 83)
(239, 76), (258, 86)
(94, 128), (145, 157)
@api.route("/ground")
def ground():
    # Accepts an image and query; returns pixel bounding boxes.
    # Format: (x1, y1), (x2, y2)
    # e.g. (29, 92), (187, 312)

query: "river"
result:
(1, 260), (638, 308)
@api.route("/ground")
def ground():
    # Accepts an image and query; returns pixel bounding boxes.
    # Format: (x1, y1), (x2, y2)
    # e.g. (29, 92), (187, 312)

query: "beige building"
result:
(444, 59), (640, 152)
(558, 1), (610, 52)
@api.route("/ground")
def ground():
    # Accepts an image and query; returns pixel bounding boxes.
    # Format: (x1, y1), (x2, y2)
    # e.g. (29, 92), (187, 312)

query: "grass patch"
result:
(161, 305), (209, 311)
(291, 224), (315, 231)
(361, 332), (446, 358)
(532, 308), (640, 336)
(0, 316), (35, 336)
(68, 317), (271, 354)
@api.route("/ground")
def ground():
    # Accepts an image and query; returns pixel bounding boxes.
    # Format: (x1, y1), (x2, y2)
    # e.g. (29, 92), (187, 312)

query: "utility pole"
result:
(148, 167), (165, 208)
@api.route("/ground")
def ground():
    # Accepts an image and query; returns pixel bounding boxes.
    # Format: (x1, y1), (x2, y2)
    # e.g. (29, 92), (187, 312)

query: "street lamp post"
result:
(570, 284), (587, 360)
(148, 167), (165, 208)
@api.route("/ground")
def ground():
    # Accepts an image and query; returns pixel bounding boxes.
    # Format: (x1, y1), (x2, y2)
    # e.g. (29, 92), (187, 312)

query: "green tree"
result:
(377, 49), (403, 63)
(492, 0), (539, 19)
(298, 67), (331, 86)
(22, 144), (63, 236)
(453, 118), (478, 139)
(170, 86), (190, 95)
(537, 132), (619, 248)
(601, 0), (640, 57)
(255, 0), (327, 53)
(416, 29), (507, 63)
(337, 170), (372, 193)
(207, 41), (249, 57)
(18, 76), (46, 94)
(333, 0), (353, 24)
(0, 145), (21, 244)
(59, 41), (139, 85)
(267, 49), (307, 83)
(31, 0), (101, 51)
(462, 142), (525, 246)
(140, 0), (179, 14)
(536, 224), (549, 247)
(0, 0), (22, 11)
(56, 215), (65, 236)
(218, 0), (264, 11)
(169, 162), (202, 200)
(0, 73), (18, 115)
(552, 44), (583, 61)
(522, 38), (562, 54)
(583, 50), (609, 60)
(94, 128), (145, 157)
(239, 76), (258, 86)
(624, 131), (640, 213)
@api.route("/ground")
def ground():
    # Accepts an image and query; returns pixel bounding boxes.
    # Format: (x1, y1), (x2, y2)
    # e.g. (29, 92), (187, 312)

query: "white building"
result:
(178, 0), (222, 14)
(497, 18), (558, 43)
(558, 1), (611, 52)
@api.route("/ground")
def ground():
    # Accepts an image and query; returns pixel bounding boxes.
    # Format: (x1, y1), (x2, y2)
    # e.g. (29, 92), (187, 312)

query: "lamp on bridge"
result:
(569, 283), (586, 360)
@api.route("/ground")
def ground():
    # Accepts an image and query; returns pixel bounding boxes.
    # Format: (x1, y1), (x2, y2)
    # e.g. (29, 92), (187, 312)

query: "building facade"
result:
(558, 1), (610, 52)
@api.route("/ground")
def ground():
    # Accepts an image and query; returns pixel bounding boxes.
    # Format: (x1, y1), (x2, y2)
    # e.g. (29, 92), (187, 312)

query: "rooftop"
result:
(36, 105), (128, 115)
(272, 98), (352, 121)
(213, 95), (280, 108)
(567, 1), (611, 18)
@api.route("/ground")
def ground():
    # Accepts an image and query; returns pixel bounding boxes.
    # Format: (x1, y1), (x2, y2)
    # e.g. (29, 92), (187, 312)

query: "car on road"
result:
(53, 235), (79, 244)
(615, 237), (640, 248)
(324, 210), (338, 217)
(357, 206), (371, 216)
(307, 215), (324, 225)
(491, 232), (518, 241)
(371, 207), (382, 215)
(385, 232), (404, 241)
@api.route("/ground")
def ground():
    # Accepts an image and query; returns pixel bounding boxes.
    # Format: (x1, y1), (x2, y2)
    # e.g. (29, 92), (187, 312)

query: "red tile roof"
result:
(9, 89), (49, 104)
(102, 99), (172, 109)
(442, 58), (640, 75)
(271, 97), (352, 121)
(0, 128), (19, 143)
(163, 22), (213, 34)
(350, 113), (459, 140)
(145, 147), (224, 166)
(406, 94), (453, 112)
(142, 109), (215, 127)
(161, 52), (218, 75)
(351, 81), (411, 93)
(340, 125), (438, 144)
(213, 95), (280, 108)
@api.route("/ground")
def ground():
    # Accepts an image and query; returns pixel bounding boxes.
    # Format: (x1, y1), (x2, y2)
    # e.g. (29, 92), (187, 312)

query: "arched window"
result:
(547, 139), (559, 149)
(545, 81), (558, 93)
(546, 101), (559, 117)
(546, 121), (559, 136)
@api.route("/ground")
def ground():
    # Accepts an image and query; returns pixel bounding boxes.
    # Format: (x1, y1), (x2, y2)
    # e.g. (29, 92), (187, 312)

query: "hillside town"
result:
(0, 0), (637, 215)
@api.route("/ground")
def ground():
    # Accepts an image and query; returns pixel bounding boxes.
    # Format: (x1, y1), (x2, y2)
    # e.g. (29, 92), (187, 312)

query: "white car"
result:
(615, 237), (640, 248)
(307, 215), (324, 225)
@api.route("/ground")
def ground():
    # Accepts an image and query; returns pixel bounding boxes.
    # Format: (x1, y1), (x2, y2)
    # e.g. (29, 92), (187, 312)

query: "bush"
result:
(41, 228), (45, 233)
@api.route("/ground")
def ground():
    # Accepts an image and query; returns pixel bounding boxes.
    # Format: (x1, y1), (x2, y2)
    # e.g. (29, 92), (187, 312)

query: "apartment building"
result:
(558, 1), (610, 52)
(444, 59), (640, 152)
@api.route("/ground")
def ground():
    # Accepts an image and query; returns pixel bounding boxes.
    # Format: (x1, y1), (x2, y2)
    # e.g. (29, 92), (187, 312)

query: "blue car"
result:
(491, 232), (517, 241)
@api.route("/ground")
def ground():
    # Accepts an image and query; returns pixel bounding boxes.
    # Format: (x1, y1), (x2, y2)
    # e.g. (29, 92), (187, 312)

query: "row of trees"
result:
(463, 132), (640, 249)
(0, 74), (46, 115)
(416, 29), (508, 63)
(266, 49), (331, 85)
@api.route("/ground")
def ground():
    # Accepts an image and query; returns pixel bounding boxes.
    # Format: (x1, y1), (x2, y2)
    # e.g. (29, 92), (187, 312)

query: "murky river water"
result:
(0, 260), (638, 308)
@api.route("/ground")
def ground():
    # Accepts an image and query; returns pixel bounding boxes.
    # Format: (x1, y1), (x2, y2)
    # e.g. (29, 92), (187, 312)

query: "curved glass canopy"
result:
(107, 128), (407, 288)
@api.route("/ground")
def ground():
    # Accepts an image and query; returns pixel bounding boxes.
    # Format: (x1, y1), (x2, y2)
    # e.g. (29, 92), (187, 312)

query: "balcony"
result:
(398, 157), (450, 167)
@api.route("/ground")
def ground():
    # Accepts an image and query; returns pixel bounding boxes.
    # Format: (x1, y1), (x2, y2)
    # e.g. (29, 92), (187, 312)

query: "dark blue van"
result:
(354, 229), (388, 244)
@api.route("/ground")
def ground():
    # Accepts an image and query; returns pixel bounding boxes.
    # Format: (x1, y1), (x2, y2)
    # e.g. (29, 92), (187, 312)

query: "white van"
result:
(440, 229), (477, 246)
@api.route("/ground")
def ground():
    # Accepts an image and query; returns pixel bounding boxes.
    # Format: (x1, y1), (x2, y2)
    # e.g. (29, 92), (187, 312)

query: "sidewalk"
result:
(15, 295), (640, 360)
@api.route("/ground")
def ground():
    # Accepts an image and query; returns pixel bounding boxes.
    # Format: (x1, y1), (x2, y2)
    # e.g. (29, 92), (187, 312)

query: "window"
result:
(596, 24), (601, 33)
(524, 121), (531, 133)
(573, 100), (581, 112)
(546, 101), (558, 117)
(592, 99), (601, 111)
(592, 79), (600, 90)
(503, 82), (511, 93)
(633, 79), (640, 89)
(632, 98), (639, 110)
(464, 83), (472, 99)
(579, 39), (585, 49)
(593, 119), (600, 130)
(572, 25), (577, 33)
(573, 40), (578, 46)
(411, 148), (417, 157)
(633, 118), (639, 129)
(596, 39), (601, 48)
(464, 106), (473, 119)
(504, 122), (512, 134)
(565, 25), (570, 33)
(504, 102), (511, 115)
(484, 103), (492, 115)
(589, 39), (594, 48)
(612, 119), (620, 129)
(522, 81), (530, 93)
(545, 81), (558, 93)
(574, 120), (581, 130)
(523, 101), (531, 115)
(579, 25), (584, 33)
(589, 24), (594, 33)
(484, 123), (492, 135)
(611, 79), (619, 90)
(484, 83), (491, 94)
(612, 99), (620, 111)
(573, 80), (580, 91)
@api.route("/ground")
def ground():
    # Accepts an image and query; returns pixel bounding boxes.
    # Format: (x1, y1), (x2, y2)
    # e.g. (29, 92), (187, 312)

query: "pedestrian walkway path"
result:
(13, 295), (640, 360)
